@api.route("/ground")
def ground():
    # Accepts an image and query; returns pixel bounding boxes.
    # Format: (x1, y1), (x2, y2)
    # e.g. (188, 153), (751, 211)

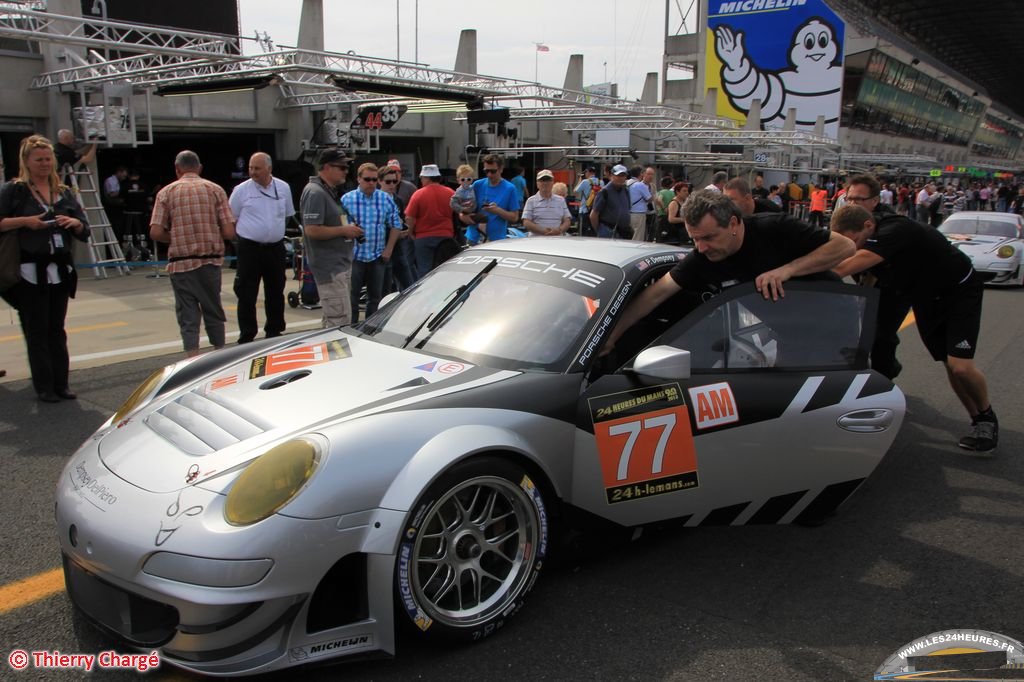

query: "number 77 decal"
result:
(589, 384), (699, 505)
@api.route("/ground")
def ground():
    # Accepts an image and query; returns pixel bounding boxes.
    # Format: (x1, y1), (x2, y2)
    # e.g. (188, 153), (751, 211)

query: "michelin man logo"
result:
(714, 16), (842, 138)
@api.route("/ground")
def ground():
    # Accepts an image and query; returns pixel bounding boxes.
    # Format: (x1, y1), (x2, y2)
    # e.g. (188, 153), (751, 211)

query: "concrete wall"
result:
(0, 52), (47, 118)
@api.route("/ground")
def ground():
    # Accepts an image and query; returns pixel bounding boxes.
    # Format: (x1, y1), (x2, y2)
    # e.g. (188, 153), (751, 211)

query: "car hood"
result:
(944, 233), (1015, 256)
(98, 329), (518, 493)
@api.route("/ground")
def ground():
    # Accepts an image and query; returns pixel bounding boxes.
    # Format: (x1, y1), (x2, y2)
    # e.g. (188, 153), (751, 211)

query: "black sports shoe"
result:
(958, 420), (998, 452)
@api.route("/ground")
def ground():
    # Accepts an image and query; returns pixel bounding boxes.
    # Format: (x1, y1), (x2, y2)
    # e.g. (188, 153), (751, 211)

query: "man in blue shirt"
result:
(627, 165), (653, 241)
(460, 154), (520, 244)
(341, 163), (402, 322)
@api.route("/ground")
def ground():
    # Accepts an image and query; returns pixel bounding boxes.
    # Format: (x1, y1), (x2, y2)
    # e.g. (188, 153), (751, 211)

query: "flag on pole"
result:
(536, 43), (550, 52)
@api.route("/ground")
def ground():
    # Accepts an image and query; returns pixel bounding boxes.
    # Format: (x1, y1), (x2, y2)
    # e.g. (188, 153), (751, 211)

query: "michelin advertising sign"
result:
(706, 0), (845, 139)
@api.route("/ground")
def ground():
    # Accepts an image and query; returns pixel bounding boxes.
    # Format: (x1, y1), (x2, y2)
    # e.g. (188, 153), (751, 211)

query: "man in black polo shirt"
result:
(841, 174), (911, 380)
(831, 203), (997, 453)
(606, 190), (854, 350)
(590, 164), (631, 238)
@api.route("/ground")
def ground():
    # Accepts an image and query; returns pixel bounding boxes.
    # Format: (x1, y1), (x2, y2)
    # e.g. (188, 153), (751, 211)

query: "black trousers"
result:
(232, 238), (287, 343)
(10, 279), (71, 394)
(872, 285), (912, 380)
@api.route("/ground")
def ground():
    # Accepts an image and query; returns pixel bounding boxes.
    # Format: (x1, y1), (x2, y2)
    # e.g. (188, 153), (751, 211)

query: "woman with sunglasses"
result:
(0, 134), (89, 402)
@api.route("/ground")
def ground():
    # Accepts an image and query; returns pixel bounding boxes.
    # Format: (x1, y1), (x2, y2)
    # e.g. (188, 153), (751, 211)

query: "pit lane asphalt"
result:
(1, 288), (1022, 681)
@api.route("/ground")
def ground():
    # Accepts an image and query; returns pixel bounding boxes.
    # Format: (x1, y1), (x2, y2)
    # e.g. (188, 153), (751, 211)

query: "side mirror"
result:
(631, 345), (691, 380)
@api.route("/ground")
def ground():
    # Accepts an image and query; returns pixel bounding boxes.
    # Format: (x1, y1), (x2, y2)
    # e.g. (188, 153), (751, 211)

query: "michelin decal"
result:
(708, 0), (844, 138)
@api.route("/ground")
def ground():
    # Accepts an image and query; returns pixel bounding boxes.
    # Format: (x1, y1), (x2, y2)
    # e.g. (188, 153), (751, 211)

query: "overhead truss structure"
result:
(7, 1), (1010, 173)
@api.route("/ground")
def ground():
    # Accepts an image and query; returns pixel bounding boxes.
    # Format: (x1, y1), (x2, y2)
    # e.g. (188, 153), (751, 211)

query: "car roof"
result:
(481, 236), (686, 268)
(944, 211), (1022, 223)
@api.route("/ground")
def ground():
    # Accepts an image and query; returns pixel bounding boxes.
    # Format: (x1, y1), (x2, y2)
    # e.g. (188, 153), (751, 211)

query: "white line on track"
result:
(70, 319), (326, 363)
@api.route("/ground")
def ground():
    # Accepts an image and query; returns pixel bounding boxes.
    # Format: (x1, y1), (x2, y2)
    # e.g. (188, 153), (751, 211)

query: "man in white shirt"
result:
(879, 183), (893, 206)
(229, 152), (296, 343)
(704, 170), (728, 193)
(522, 169), (571, 235)
(915, 183), (935, 224)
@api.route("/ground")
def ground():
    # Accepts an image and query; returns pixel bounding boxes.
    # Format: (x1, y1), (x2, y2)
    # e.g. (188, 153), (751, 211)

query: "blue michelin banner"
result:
(705, 0), (845, 139)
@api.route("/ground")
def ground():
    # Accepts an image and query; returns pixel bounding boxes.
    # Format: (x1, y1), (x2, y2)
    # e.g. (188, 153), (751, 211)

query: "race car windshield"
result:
(939, 218), (1019, 239)
(359, 253), (622, 371)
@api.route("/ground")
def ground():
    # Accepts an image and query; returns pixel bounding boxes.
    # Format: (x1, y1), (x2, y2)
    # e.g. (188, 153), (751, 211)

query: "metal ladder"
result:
(64, 164), (129, 278)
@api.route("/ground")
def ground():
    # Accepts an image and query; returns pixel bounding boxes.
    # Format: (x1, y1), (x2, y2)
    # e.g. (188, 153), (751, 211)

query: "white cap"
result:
(420, 164), (441, 177)
(611, 164), (628, 176)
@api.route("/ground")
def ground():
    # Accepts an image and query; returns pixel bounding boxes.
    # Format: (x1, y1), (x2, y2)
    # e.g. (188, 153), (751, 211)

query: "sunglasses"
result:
(538, 177), (553, 182)
(382, 179), (398, 185)
(360, 176), (379, 182)
(459, 177), (474, 182)
(484, 168), (500, 175)
(327, 163), (348, 170)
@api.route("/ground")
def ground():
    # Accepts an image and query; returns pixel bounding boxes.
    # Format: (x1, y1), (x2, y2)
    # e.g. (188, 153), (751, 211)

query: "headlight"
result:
(224, 438), (319, 526)
(997, 245), (1015, 259)
(111, 367), (169, 424)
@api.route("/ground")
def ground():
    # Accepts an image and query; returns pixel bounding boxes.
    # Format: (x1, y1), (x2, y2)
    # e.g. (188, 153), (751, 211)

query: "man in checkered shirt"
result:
(150, 150), (236, 356)
(341, 163), (402, 323)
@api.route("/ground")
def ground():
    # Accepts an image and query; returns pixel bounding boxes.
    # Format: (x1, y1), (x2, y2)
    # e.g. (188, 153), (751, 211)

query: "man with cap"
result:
(229, 152), (296, 343)
(589, 164), (631, 238)
(460, 154), (520, 244)
(342, 163), (403, 323)
(522, 169), (571, 236)
(405, 164), (456, 276)
(300, 149), (364, 328)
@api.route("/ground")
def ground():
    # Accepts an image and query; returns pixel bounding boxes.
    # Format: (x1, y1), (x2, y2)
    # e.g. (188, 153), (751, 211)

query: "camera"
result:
(44, 219), (58, 228)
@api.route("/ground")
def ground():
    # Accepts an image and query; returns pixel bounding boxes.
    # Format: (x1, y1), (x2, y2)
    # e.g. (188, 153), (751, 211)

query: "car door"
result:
(571, 281), (905, 528)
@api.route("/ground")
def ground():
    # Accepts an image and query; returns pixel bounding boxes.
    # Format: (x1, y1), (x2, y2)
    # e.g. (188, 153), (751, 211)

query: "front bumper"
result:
(56, 443), (403, 676)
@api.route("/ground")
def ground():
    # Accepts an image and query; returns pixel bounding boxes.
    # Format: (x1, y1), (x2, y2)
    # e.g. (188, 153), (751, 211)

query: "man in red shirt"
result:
(405, 164), (455, 277)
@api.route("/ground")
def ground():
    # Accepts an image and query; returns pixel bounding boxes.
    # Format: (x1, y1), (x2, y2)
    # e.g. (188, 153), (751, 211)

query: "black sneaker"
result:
(958, 420), (998, 452)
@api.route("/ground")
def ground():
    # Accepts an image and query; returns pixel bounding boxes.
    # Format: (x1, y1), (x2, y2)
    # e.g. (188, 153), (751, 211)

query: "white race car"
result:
(940, 211), (1024, 286)
(56, 238), (905, 675)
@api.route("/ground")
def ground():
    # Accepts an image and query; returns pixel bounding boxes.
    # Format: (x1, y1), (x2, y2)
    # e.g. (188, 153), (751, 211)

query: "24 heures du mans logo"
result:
(875, 628), (1024, 680)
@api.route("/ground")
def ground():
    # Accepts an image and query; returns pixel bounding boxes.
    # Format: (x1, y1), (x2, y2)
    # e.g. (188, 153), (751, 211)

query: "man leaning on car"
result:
(604, 189), (854, 352)
(830, 203), (998, 454)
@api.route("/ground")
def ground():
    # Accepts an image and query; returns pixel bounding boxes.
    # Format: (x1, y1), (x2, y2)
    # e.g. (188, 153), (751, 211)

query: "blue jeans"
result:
(414, 236), (449, 278)
(350, 257), (387, 323)
(597, 224), (615, 239)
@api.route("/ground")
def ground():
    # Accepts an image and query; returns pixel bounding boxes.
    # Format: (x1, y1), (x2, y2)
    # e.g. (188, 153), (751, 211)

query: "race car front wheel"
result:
(394, 457), (549, 642)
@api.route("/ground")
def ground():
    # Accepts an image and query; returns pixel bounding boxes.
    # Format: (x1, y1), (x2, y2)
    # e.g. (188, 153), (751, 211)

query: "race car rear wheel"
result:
(394, 457), (548, 642)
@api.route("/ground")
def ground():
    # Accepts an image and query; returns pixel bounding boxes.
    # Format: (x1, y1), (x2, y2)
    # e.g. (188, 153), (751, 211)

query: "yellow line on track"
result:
(900, 311), (916, 331)
(0, 568), (64, 615)
(0, 321), (128, 343)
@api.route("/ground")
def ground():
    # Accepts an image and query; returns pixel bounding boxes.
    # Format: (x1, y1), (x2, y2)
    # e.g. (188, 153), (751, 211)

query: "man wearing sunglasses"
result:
(459, 154), (520, 244)
(301, 149), (364, 328)
(342, 163), (402, 322)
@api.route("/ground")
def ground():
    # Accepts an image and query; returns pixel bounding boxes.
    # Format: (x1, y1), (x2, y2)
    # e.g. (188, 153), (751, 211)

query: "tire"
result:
(287, 291), (299, 308)
(395, 457), (549, 642)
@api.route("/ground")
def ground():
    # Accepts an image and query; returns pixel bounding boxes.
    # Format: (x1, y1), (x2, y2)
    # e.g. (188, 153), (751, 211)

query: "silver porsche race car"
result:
(56, 238), (905, 676)
(940, 211), (1024, 286)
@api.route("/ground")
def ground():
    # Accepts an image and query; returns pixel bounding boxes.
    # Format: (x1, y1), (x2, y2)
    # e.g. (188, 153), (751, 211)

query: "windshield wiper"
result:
(402, 259), (498, 349)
